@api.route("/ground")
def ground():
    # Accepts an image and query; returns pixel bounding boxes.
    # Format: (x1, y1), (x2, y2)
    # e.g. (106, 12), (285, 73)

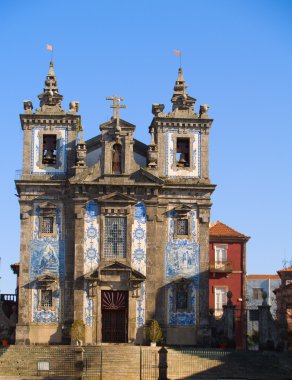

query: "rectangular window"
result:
(249, 309), (259, 321)
(252, 288), (263, 300)
(41, 216), (54, 234)
(215, 245), (227, 269)
(41, 290), (52, 307)
(177, 218), (188, 235)
(215, 287), (227, 317)
(176, 138), (190, 167)
(104, 217), (126, 258)
(42, 134), (57, 165)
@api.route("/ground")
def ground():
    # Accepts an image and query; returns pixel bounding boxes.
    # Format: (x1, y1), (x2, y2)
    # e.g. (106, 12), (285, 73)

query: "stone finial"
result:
(37, 61), (64, 114)
(227, 290), (233, 305)
(152, 103), (165, 117)
(23, 100), (33, 114)
(170, 68), (196, 116)
(68, 101), (79, 115)
(199, 104), (209, 119)
(76, 131), (87, 167)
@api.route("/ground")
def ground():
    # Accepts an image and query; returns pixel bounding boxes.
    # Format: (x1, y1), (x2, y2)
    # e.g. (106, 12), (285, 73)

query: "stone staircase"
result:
(0, 345), (77, 377)
(0, 345), (292, 379)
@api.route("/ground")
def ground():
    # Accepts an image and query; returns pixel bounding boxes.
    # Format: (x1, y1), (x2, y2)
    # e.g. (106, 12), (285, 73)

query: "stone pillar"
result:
(223, 291), (236, 347)
(73, 201), (86, 324)
(197, 207), (211, 346)
(258, 292), (277, 350)
(158, 346), (169, 380)
(15, 202), (32, 344)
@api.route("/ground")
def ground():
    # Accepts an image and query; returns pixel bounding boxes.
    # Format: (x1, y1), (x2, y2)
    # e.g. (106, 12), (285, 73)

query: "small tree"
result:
(148, 319), (163, 344)
(69, 320), (85, 346)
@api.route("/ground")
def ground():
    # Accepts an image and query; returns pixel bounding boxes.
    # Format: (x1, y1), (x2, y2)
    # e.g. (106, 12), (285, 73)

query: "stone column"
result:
(258, 291), (277, 350)
(197, 207), (211, 346)
(15, 201), (32, 344)
(73, 201), (86, 324)
(223, 291), (236, 347)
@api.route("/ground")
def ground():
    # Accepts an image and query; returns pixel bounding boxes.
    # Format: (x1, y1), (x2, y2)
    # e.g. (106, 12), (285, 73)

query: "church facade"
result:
(15, 62), (215, 345)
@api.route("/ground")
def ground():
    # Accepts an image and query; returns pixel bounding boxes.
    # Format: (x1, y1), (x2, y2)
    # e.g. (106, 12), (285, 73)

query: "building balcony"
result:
(210, 260), (233, 273)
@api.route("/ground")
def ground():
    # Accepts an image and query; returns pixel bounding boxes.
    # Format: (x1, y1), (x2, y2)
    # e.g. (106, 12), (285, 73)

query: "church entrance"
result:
(101, 290), (128, 343)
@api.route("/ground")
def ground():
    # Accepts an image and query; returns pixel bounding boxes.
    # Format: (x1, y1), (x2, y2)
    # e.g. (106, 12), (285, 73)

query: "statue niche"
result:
(112, 143), (122, 174)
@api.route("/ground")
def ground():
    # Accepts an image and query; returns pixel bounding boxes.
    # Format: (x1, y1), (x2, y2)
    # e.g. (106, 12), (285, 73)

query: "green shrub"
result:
(69, 319), (85, 344)
(148, 319), (163, 343)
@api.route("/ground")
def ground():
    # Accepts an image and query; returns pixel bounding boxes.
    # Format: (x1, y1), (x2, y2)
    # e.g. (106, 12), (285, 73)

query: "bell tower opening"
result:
(176, 138), (190, 167)
(42, 134), (57, 165)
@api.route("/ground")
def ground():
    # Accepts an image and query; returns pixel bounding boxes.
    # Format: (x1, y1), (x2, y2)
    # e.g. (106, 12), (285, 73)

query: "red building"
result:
(209, 221), (250, 348)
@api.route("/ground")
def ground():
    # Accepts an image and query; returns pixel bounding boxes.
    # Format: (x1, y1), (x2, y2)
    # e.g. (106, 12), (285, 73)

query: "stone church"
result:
(15, 61), (215, 345)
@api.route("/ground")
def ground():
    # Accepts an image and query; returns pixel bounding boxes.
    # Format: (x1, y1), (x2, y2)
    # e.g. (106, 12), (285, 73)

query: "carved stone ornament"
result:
(76, 142), (87, 167)
(152, 103), (165, 117)
(23, 100), (33, 114)
(147, 144), (158, 169)
(199, 104), (209, 119)
(68, 101), (79, 115)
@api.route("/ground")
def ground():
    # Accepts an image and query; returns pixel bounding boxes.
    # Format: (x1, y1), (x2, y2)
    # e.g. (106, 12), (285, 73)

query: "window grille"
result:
(104, 217), (126, 258)
(42, 217), (54, 234)
(177, 219), (188, 235)
(41, 290), (52, 307)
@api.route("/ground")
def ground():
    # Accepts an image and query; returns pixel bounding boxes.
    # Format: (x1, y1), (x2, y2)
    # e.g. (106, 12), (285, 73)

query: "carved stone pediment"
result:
(97, 192), (137, 204)
(130, 168), (164, 185)
(99, 118), (136, 133)
(38, 201), (57, 210)
(36, 274), (57, 288)
(172, 204), (193, 216)
(84, 261), (145, 283)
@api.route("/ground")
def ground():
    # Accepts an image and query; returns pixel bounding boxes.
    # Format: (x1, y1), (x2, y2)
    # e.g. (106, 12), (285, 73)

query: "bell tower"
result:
(20, 61), (81, 179)
(147, 68), (216, 345)
(147, 67), (212, 180)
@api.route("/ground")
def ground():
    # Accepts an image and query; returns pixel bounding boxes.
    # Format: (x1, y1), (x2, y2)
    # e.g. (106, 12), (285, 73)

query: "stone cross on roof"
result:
(106, 96), (126, 132)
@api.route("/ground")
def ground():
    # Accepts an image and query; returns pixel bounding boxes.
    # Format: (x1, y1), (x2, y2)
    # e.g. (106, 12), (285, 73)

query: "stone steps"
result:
(0, 345), (292, 379)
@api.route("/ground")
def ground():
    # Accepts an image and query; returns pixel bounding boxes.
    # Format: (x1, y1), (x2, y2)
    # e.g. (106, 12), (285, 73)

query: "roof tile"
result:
(209, 221), (249, 239)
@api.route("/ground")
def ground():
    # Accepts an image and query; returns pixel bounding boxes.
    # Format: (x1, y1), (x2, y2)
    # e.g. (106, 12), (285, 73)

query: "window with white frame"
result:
(214, 245), (227, 269)
(215, 287), (227, 317)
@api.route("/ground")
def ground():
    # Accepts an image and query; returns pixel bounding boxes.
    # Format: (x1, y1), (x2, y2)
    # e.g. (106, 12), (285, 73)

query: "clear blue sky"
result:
(1, 0), (292, 293)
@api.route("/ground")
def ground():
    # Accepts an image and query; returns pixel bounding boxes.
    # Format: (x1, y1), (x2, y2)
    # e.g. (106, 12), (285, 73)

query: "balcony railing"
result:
(210, 260), (233, 273)
(0, 294), (17, 302)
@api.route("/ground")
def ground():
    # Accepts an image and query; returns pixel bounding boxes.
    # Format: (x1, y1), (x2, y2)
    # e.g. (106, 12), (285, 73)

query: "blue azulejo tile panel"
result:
(131, 203), (147, 276)
(84, 284), (93, 326)
(165, 128), (201, 178)
(137, 282), (145, 328)
(165, 209), (200, 325)
(131, 203), (147, 328)
(30, 240), (65, 280)
(32, 286), (61, 323)
(167, 278), (198, 326)
(84, 201), (100, 273)
(31, 127), (68, 175)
